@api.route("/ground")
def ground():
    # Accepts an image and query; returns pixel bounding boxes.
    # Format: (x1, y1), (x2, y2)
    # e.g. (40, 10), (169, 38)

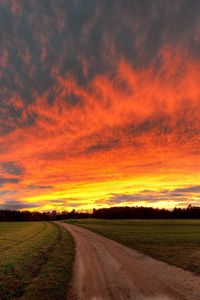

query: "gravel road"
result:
(57, 222), (200, 300)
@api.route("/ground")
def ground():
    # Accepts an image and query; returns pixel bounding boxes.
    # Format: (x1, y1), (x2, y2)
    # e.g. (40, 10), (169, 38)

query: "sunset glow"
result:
(1, 1), (200, 211)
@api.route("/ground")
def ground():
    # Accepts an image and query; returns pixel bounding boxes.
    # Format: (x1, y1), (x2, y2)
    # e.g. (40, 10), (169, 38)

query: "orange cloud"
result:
(0, 45), (200, 210)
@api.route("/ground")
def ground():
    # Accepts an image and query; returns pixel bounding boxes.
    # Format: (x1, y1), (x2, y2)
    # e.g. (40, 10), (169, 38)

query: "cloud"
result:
(0, 199), (39, 210)
(84, 139), (119, 154)
(0, 176), (20, 187)
(1, 161), (24, 175)
(107, 193), (164, 205)
(106, 185), (200, 205)
(0, 189), (16, 196)
(27, 184), (53, 190)
(173, 185), (200, 194)
(1, 1), (200, 120)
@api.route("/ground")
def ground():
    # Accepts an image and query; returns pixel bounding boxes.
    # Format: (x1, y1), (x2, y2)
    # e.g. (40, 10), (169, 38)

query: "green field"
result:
(0, 222), (75, 300)
(64, 219), (200, 274)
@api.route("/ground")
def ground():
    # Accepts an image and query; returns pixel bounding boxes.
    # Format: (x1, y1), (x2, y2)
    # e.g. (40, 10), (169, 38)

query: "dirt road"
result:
(57, 222), (200, 300)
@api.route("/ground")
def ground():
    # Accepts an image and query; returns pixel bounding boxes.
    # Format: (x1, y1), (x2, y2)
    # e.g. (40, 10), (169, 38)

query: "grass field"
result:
(0, 222), (75, 299)
(64, 219), (200, 274)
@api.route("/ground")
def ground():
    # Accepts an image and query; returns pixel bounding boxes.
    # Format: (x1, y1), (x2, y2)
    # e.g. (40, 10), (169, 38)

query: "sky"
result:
(0, 0), (200, 211)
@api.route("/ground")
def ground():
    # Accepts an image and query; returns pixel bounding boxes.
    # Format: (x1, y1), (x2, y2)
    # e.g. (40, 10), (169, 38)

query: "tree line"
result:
(0, 205), (200, 221)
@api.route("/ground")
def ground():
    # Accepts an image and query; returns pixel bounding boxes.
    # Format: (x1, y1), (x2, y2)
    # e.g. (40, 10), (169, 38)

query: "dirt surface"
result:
(57, 222), (200, 300)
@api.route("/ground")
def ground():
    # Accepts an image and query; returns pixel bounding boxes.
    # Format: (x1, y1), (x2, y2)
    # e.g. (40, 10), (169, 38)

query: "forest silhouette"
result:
(0, 205), (200, 221)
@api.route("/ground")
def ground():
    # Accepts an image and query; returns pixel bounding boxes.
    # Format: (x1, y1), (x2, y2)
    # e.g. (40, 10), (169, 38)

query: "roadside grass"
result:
(64, 219), (200, 274)
(0, 222), (75, 299)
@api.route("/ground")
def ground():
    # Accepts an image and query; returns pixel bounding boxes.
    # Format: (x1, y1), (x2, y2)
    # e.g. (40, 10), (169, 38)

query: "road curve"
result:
(56, 222), (200, 300)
